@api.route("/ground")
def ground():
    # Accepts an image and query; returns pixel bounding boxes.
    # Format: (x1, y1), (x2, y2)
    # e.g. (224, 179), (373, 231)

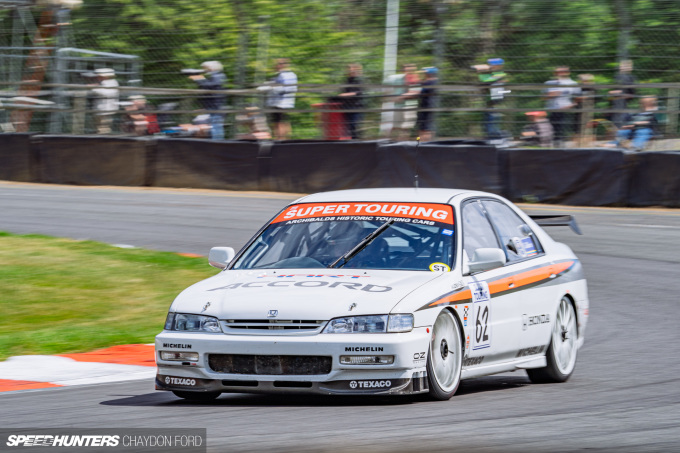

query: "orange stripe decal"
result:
(429, 289), (472, 307)
(428, 260), (575, 308)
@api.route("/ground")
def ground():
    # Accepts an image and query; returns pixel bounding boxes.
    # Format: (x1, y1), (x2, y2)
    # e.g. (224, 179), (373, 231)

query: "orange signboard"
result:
(272, 202), (454, 224)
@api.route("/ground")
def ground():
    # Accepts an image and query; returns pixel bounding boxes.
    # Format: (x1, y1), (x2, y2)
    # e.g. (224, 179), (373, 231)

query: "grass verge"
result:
(0, 232), (217, 360)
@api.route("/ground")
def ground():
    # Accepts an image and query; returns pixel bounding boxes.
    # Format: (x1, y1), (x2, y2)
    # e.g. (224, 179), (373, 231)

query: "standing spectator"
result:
(380, 64), (420, 140)
(417, 67), (438, 142)
(544, 66), (581, 146)
(400, 64), (421, 140)
(474, 57), (508, 140)
(338, 63), (364, 140)
(263, 58), (298, 140)
(91, 68), (119, 134)
(609, 59), (637, 128)
(380, 72), (405, 138)
(189, 61), (226, 140)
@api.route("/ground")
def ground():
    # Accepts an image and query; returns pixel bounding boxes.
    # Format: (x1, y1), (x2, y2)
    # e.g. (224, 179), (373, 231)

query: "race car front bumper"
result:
(155, 327), (432, 395)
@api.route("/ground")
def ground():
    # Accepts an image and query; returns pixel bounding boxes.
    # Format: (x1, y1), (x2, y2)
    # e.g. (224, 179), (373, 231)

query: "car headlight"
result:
(323, 314), (413, 333)
(164, 313), (222, 333)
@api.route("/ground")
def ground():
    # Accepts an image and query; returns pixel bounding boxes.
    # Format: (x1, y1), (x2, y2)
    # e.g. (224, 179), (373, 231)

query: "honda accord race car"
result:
(155, 188), (589, 400)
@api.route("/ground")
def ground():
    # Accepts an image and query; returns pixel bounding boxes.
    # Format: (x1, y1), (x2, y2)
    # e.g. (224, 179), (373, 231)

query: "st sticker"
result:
(429, 262), (450, 272)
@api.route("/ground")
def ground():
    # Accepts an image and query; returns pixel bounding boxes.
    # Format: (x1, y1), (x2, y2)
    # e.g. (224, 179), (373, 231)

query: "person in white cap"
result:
(92, 68), (119, 134)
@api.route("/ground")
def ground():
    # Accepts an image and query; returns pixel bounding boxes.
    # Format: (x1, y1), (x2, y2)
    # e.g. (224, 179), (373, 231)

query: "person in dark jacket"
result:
(189, 61), (226, 140)
(338, 63), (364, 139)
(417, 67), (438, 141)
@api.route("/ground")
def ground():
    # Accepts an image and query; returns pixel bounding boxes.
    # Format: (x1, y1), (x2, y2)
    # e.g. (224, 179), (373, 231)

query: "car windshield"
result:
(232, 202), (455, 271)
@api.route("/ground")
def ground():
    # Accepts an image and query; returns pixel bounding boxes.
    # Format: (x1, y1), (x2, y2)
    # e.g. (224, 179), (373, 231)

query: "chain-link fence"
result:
(2, 80), (678, 147)
(2, 0), (680, 146)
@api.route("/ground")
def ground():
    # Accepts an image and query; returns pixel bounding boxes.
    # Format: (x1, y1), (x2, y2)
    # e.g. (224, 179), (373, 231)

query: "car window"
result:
(232, 202), (455, 271)
(482, 200), (543, 262)
(462, 200), (499, 260)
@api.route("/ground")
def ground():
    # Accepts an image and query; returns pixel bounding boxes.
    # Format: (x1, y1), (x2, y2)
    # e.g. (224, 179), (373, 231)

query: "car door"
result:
(460, 199), (521, 364)
(480, 199), (554, 354)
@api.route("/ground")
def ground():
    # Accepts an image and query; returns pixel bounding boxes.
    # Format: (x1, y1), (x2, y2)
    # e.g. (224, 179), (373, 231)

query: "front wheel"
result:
(426, 310), (463, 400)
(527, 296), (578, 383)
(172, 390), (221, 402)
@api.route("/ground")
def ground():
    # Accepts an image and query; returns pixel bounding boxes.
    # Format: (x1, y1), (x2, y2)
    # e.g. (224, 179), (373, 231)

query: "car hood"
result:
(170, 269), (446, 320)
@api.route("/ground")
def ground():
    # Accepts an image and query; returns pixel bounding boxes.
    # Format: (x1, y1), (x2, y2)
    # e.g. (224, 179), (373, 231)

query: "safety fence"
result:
(1, 82), (680, 145)
(1, 134), (678, 207)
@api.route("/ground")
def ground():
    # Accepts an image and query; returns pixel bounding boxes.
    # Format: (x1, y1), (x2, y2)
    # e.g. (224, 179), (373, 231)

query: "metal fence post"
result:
(666, 87), (678, 137)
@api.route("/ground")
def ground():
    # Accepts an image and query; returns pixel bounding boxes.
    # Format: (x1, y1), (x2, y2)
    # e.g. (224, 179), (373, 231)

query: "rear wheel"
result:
(426, 310), (463, 400)
(172, 390), (221, 401)
(527, 296), (578, 383)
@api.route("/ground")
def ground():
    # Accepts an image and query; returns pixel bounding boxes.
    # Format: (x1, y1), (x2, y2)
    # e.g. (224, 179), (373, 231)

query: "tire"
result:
(172, 390), (221, 402)
(527, 296), (578, 384)
(426, 309), (463, 400)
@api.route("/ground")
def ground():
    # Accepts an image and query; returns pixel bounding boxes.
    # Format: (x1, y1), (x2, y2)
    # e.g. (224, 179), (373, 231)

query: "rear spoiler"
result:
(529, 215), (583, 235)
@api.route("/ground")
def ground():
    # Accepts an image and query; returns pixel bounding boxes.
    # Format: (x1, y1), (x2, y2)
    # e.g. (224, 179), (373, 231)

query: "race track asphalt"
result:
(1, 182), (679, 453)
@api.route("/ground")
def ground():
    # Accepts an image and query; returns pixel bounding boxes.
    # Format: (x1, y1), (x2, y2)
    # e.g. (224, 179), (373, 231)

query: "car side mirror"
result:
(208, 247), (235, 269)
(468, 248), (506, 274)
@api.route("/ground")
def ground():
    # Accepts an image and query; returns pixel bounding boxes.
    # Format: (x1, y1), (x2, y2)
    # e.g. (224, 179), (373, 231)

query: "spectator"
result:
(91, 68), (119, 134)
(544, 66), (581, 146)
(614, 95), (658, 151)
(380, 72), (405, 138)
(417, 67), (438, 142)
(262, 58), (298, 140)
(399, 63), (421, 140)
(474, 57), (508, 140)
(123, 95), (159, 136)
(520, 111), (554, 147)
(609, 59), (637, 128)
(189, 61), (227, 140)
(338, 63), (364, 140)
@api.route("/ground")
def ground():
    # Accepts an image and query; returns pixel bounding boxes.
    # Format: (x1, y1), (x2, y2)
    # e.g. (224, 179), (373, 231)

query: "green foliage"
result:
(0, 233), (217, 359)
(62, 0), (680, 88)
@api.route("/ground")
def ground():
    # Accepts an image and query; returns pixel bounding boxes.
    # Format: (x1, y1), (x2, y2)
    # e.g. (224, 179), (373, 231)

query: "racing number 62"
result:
(475, 306), (489, 343)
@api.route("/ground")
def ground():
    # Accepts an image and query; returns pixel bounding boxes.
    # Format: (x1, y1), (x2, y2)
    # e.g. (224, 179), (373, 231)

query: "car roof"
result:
(293, 188), (492, 205)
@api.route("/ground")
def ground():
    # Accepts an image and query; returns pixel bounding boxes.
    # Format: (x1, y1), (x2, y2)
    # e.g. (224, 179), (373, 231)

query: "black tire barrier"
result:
(1, 135), (678, 207)
(0, 133), (35, 182)
(501, 148), (630, 206)
(153, 138), (260, 191)
(261, 140), (383, 193)
(34, 135), (152, 186)
(627, 151), (680, 208)
(368, 142), (501, 193)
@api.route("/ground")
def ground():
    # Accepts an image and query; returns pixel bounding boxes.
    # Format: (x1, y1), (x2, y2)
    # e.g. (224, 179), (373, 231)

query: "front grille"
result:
(221, 319), (325, 335)
(208, 354), (332, 375)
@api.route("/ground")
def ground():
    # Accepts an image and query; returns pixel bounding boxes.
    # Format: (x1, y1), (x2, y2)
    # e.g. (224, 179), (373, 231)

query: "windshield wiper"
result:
(329, 219), (394, 269)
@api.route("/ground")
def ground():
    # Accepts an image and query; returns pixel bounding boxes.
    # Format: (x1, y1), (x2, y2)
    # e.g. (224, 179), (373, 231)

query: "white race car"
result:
(155, 188), (589, 401)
